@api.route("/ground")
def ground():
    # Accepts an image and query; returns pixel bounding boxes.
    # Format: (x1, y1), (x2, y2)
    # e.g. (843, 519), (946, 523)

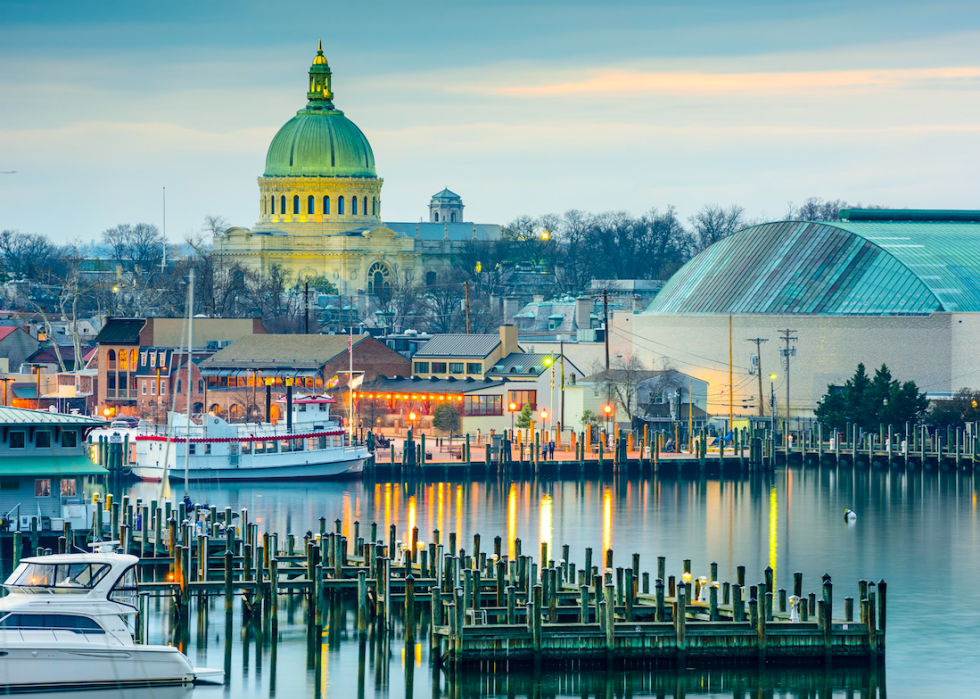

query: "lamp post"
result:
(509, 401), (518, 437)
(603, 403), (613, 448)
(769, 374), (777, 437)
(544, 354), (555, 439)
(408, 410), (418, 437)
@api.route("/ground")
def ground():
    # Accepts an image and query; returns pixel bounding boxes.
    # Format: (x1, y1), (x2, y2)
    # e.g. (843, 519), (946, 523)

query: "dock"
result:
(10, 496), (887, 670)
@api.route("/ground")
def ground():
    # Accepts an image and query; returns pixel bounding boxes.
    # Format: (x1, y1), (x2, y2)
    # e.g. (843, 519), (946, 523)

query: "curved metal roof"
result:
(645, 220), (980, 315)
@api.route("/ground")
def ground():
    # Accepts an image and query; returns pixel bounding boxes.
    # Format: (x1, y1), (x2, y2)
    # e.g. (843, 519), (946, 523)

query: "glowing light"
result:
(541, 409), (548, 420)
(409, 411), (417, 421)
(509, 402), (517, 411)
(602, 487), (612, 568)
(541, 230), (550, 241)
(603, 404), (612, 415)
(539, 494), (553, 550)
(769, 487), (778, 581)
(408, 496), (417, 538)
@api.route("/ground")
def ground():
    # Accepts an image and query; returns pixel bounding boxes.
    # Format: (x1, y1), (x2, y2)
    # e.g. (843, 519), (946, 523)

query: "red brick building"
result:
(198, 334), (410, 422)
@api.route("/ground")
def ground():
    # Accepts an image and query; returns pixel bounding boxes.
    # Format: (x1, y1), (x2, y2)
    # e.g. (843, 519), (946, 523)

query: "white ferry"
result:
(0, 544), (222, 689)
(133, 394), (367, 482)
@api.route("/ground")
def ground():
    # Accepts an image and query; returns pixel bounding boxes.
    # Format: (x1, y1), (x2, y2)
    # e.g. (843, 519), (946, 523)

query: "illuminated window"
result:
(507, 390), (537, 410)
(464, 395), (502, 416)
(307, 195), (315, 214)
(323, 196), (330, 214)
(338, 196), (345, 215)
(35, 479), (51, 497)
(60, 478), (76, 497)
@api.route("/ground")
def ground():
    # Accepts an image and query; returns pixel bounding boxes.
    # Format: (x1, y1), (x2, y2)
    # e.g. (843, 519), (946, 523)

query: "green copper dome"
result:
(263, 44), (377, 178)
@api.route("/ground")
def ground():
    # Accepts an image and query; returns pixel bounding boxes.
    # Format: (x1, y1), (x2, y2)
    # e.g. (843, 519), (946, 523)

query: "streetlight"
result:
(540, 408), (548, 432)
(769, 374), (778, 436)
(509, 401), (518, 435)
(408, 410), (418, 436)
(603, 403), (613, 447)
(541, 230), (550, 241)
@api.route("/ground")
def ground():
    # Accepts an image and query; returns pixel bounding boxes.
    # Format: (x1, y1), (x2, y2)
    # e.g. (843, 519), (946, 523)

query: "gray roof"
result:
(0, 407), (106, 427)
(201, 334), (369, 369)
(431, 188), (461, 200)
(363, 375), (506, 395)
(385, 222), (503, 242)
(414, 334), (502, 358)
(485, 352), (552, 377)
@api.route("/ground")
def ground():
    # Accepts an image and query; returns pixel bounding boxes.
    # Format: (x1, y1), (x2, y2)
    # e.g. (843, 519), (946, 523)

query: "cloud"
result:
(490, 66), (980, 96)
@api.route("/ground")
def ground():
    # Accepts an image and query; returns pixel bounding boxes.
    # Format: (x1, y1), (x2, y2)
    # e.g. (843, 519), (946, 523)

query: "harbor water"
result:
(115, 464), (976, 698)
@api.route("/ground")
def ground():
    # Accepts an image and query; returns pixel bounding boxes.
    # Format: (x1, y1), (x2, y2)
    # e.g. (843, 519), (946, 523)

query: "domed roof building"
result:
(214, 43), (502, 301)
(617, 210), (980, 422)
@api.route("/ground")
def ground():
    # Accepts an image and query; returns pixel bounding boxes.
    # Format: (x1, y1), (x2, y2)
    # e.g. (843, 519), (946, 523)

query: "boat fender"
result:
(844, 509), (857, 521)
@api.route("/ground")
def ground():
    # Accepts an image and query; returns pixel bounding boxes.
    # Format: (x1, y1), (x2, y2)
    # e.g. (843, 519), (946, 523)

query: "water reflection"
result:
(124, 464), (980, 697)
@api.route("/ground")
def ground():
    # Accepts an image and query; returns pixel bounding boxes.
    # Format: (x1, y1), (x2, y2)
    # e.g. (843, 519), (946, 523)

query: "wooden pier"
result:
(9, 496), (887, 671)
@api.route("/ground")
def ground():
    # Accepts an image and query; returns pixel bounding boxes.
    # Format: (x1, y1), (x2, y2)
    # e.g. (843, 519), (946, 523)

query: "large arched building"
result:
(616, 210), (980, 421)
(214, 43), (502, 292)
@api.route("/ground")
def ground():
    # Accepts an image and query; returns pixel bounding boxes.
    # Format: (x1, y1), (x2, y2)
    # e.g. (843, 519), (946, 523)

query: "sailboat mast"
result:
(183, 269), (195, 496)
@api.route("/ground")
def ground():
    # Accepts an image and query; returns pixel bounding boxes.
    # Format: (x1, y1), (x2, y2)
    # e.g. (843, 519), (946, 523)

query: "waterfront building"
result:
(0, 407), (106, 533)
(213, 43), (503, 291)
(621, 209), (980, 420)
(94, 317), (264, 419)
(199, 333), (409, 421)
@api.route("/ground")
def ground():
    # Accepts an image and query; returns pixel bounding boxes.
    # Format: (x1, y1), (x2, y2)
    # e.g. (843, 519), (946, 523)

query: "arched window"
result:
(338, 196), (345, 215)
(307, 195), (315, 214)
(367, 261), (391, 294)
(119, 350), (128, 370)
(107, 349), (116, 370)
(352, 197), (358, 215)
(130, 349), (137, 367)
(270, 196), (275, 215)
(323, 195), (330, 214)
(372, 198), (376, 215)
(263, 197), (267, 215)
(426, 271), (437, 286)
(363, 197), (368, 215)
(451, 212), (456, 222)
(434, 212), (439, 222)
(293, 195), (300, 214)
(280, 195), (286, 214)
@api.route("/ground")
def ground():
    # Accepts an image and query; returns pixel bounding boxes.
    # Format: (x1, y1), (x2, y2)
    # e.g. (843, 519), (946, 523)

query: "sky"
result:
(1, 0), (979, 244)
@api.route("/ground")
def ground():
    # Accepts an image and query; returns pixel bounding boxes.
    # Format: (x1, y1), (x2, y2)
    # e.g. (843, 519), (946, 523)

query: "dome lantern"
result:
(307, 40), (334, 109)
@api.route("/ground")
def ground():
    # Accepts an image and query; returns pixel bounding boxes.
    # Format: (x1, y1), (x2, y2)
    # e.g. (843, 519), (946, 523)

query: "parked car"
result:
(110, 417), (139, 430)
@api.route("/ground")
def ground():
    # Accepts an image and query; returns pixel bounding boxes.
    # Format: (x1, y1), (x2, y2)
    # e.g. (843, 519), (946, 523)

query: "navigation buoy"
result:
(844, 509), (857, 521)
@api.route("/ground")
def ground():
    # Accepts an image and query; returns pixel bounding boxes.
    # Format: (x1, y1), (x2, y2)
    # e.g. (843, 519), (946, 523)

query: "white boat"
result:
(133, 393), (368, 482)
(0, 545), (222, 690)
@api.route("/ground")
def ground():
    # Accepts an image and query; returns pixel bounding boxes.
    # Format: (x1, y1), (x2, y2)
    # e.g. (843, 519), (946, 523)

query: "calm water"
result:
(118, 465), (978, 698)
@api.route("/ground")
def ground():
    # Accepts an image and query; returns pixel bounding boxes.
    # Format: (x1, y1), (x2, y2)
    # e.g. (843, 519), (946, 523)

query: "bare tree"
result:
(425, 269), (467, 333)
(596, 354), (647, 423)
(689, 204), (745, 254)
(0, 230), (62, 281)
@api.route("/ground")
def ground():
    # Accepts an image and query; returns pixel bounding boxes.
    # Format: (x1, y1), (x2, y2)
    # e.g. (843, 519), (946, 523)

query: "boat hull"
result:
(0, 642), (198, 689)
(163, 456), (366, 482)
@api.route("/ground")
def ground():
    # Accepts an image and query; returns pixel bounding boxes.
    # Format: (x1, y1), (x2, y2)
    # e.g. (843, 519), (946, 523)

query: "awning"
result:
(0, 455), (108, 477)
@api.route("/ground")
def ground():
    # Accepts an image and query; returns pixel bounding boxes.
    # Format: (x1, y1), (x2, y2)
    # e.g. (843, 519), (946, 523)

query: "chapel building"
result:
(214, 42), (503, 293)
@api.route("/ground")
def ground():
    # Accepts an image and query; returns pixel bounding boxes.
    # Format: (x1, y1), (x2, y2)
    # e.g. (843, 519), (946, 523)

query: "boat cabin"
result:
(0, 407), (107, 533)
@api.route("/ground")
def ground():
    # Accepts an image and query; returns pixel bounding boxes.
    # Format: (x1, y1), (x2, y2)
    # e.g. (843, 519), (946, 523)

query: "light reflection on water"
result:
(126, 464), (979, 698)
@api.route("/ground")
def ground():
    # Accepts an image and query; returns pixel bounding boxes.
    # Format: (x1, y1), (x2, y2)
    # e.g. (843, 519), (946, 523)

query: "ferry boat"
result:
(0, 544), (222, 690)
(133, 393), (368, 481)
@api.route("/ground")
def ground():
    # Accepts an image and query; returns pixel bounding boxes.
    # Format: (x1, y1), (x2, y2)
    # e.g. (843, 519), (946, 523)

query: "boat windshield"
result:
(0, 613), (105, 633)
(4, 562), (111, 591)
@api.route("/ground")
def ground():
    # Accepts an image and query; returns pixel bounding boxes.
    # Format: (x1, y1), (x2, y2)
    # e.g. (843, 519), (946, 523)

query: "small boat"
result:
(132, 393), (368, 482)
(0, 544), (222, 690)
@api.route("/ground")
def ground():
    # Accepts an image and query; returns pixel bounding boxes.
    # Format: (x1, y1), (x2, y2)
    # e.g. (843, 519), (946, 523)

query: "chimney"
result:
(633, 294), (646, 312)
(575, 297), (592, 330)
(502, 296), (521, 323)
(532, 294), (544, 304)
(499, 325), (518, 356)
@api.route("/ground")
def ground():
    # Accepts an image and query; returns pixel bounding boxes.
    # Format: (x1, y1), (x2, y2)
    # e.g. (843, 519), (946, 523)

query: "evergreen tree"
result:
(515, 403), (534, 430)
(815, 363), (928, 431)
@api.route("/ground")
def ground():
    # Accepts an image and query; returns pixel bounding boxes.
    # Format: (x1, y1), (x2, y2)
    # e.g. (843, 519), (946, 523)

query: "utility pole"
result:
(728, 316), (733, 428)
(603, 289), (609, 372)
(304, 281), (310, 334)
(559, 339), (565, 428)
(779, 329), (798, 429)
(746, 337), (769, 417)
(465, 281), (471, 334)
(161, 186), (167, 271)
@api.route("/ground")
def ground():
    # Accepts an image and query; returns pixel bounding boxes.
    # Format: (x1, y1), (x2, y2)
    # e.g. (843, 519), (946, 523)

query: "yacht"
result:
(132, 393), (368, 481)
(0, 544), (222, 690)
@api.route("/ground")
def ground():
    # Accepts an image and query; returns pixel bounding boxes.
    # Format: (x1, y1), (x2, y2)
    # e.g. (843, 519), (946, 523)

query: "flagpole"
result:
(348, 325), (354, 443)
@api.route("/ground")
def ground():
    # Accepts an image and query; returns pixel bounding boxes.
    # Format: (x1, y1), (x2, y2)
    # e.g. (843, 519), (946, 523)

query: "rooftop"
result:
(0, 406), (106, 427)
(486, 353), (559, 377)
(201, 334), (369, 369)
(362, 375), (506, 395)
(645, 213), (980, 315)
(94, 318), (145, 345)
(414, 334), (503, 359)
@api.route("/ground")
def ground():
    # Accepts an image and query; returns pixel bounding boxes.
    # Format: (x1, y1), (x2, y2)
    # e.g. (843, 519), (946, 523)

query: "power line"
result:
(778, 329), (798, 425)
(746, 337), (769, 418)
